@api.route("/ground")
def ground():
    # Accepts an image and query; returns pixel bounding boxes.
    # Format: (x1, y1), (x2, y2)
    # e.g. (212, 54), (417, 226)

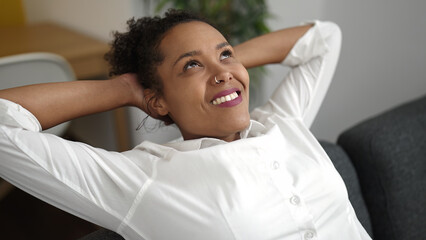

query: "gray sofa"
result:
(330, 94), (426, 239)
(81, 95), (426, 240)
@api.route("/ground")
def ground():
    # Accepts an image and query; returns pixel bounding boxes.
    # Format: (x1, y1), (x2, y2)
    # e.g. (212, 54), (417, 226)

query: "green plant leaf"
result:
(155, 0), (170, 13)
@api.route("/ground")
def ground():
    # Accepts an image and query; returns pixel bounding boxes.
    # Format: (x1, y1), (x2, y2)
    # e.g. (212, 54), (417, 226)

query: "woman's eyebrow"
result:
(173, 42), (231, 66)
(174, 50), (201, 66)
(216, 42), (230, 50)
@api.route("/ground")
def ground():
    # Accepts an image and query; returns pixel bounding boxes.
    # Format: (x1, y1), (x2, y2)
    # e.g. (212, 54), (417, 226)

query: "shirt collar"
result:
(162, 120), (266, 151)
(239, 120), (266, 139)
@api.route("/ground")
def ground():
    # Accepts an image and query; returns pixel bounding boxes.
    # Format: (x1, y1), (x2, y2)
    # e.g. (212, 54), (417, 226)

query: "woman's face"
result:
(156, 21), (250, 142)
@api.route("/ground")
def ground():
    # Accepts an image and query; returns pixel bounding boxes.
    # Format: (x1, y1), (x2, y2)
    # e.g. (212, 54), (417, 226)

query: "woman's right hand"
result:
(115, 73), (164, 120)
(114, 73), (145, 110)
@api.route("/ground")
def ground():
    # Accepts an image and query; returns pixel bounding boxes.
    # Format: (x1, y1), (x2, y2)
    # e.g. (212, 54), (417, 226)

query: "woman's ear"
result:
(143, 89), (169, 118)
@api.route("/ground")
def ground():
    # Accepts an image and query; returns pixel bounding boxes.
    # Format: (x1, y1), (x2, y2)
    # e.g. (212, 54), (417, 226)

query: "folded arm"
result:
(0, 73), (144, 130)
(234, 24), (313, 69)
(249, 21), (342, 127)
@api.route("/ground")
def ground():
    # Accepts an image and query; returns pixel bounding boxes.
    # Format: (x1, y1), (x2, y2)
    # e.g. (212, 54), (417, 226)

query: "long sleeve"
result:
(252, 21), (342, 128)
(0, 98), (149, 232)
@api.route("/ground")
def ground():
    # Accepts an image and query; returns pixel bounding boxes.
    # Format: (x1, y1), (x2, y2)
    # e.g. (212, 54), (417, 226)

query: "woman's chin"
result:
(222, 115), (251, 136)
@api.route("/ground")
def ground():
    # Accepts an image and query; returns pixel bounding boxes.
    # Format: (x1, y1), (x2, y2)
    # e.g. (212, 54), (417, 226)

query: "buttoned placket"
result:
(267, 156), (319, 240)
(303, 230), (317, 240)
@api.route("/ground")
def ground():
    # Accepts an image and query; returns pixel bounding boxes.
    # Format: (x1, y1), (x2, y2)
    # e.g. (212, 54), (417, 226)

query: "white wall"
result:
(311, 0), (426, 142)
(22, 0), (426, 147)
(262, 0), (426, 142)
(24, 0), (139, 41)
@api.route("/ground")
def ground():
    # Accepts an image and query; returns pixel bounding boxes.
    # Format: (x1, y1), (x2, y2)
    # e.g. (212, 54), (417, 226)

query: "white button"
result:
(273, 161), (280, 170)
(304, 231), (315, 240)
(290, 195), (301, 205)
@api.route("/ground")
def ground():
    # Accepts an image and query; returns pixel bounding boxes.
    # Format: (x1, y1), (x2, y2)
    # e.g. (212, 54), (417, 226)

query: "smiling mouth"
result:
(212, 91), (241, 105)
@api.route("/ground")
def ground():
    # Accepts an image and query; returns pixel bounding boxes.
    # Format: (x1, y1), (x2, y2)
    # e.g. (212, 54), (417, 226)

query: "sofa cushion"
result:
(320, 141), (373, 236)
(338, 95), (426, 240)
(78, 229), (124, 240)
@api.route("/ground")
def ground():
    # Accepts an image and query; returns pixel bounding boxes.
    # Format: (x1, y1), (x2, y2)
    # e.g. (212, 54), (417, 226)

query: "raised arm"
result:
(248, 21), (342, 127)
(234, 24), (313, 69)
(0, 73), (144, 130)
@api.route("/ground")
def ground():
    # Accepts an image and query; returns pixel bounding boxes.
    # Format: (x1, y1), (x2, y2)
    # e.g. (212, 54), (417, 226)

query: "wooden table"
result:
(0, 23), (131, 151)
(0, 22), (109, 79)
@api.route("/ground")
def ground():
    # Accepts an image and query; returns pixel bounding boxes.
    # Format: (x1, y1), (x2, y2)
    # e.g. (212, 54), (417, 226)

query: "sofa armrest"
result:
(338, 95), (426, 240)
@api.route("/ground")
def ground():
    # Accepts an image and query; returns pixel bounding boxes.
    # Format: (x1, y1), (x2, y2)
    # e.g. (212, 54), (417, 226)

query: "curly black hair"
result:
(105, 9), (214, 95)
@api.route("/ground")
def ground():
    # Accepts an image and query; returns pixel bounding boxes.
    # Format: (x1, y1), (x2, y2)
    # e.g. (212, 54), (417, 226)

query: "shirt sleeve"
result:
(0, 99), (148, 231)
(252, 20), (342, 128)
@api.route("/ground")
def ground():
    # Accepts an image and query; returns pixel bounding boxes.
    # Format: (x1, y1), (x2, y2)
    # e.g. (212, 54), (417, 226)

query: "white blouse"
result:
(0, 21), (371, 240)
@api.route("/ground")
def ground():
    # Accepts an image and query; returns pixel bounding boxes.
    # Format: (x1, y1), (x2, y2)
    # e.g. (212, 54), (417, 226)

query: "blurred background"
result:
(4, 0), (425, 150)
(0, 0), (425, 239)
(10, 0), (426, 150)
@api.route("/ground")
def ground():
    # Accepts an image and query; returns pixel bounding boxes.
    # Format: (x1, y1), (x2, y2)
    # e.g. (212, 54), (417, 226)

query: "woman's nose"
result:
(211, 71), (233, 85)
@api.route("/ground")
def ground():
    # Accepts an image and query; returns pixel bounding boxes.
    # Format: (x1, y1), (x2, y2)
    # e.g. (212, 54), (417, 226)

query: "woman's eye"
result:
(184, 60), (200, 71)
(220, 50), (232, 61)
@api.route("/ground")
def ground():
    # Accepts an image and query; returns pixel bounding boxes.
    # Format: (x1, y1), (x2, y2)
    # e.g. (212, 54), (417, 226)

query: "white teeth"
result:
(212, 92), (239, 105)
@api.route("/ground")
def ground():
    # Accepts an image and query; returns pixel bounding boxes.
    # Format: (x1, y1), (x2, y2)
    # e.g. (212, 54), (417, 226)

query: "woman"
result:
(0, 9), (371, 240)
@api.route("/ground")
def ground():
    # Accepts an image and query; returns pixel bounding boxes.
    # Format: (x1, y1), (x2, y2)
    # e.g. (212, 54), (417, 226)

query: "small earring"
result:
(215, 76), (220, 84)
